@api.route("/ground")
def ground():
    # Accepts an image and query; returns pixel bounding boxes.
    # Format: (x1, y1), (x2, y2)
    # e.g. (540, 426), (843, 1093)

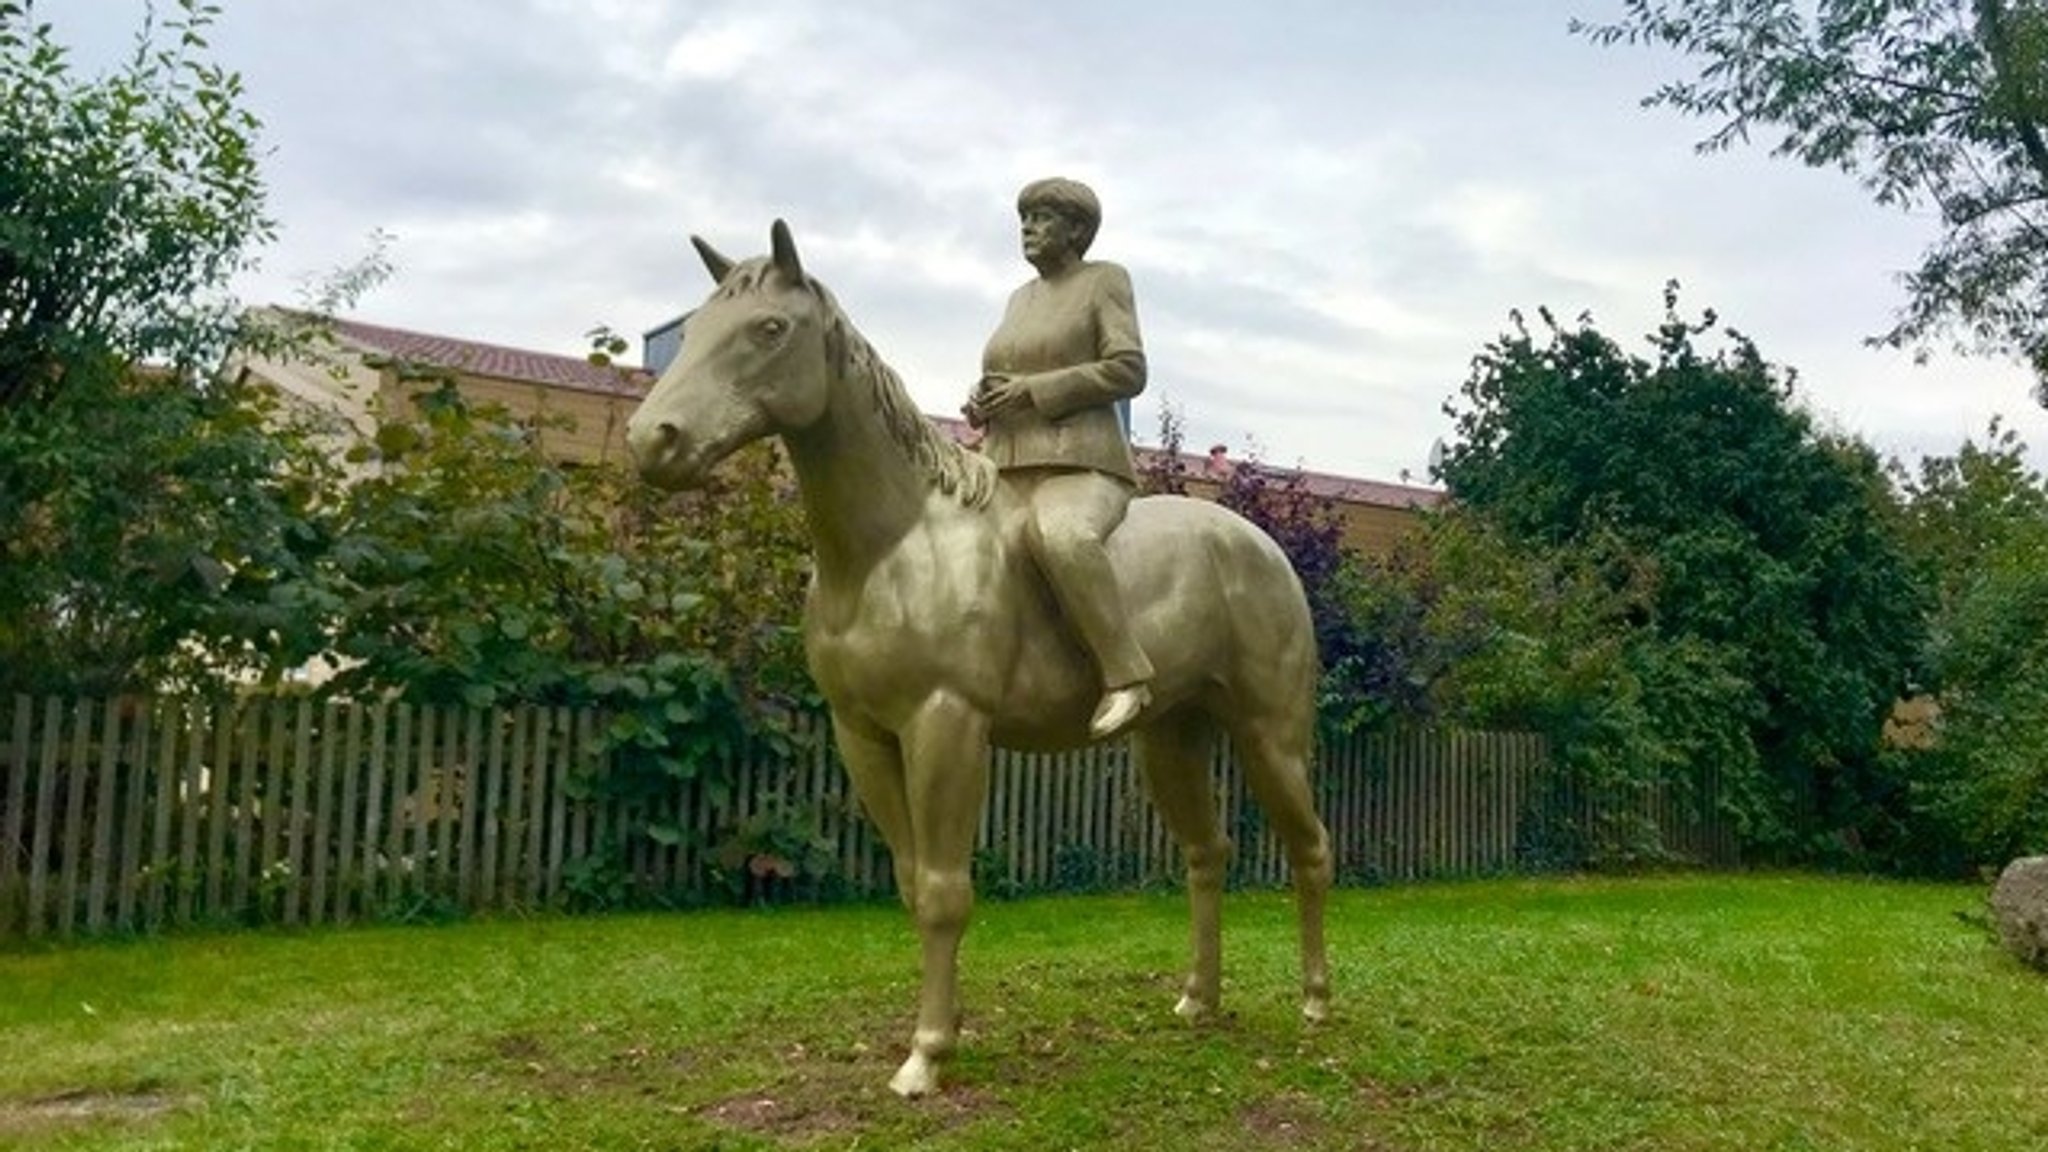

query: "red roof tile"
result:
(330, 317), (651, 397)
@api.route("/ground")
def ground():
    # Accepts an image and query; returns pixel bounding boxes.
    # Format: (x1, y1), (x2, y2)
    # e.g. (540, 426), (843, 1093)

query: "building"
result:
(240, 312), (1442, 554)
(239, 310), (651, 470)
(1157, 444), (1445, 558)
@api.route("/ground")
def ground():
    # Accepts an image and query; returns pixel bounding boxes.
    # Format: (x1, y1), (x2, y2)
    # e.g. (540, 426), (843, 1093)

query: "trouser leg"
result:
(1026, 470), (1154, 690)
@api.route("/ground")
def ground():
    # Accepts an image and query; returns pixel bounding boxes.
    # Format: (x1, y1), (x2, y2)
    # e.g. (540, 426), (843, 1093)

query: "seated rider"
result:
(963, 176), (1153, 739)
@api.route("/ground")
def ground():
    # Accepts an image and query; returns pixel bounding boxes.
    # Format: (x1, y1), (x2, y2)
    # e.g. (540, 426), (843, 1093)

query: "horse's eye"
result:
(756, 316), (788, 342)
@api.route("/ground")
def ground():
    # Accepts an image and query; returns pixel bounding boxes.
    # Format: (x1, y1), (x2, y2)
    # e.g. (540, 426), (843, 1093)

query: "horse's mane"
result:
(718, 259), (997, 509)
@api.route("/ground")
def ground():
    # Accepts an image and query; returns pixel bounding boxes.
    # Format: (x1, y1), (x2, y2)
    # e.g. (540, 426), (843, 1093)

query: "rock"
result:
(1990, 856), (2048, 971)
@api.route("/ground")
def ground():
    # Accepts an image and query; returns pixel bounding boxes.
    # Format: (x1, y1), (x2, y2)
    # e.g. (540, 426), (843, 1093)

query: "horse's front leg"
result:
(834, 714), (919, 915)
(888, 691), (991, 1098)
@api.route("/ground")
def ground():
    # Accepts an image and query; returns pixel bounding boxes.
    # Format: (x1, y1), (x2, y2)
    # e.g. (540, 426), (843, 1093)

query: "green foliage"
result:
(0, 0), (270, 395)
(1577, 0), (2048, 393)
(1390, 508), (1756, 865)
(1922, 542), (2048, 859)
(1895, 422), (2048, 866)
(1321, 533), (1479, 733)
(559, 838), (636, 913)
(1892, 415), (2048, 615)
(971, 843), (1027, 900)
(0, 3), (351, 696)
(1437, 294), (1927, 864)
(706, 792), (842, 906)
(321, 383), (817, 806)
(1048, 840), (1115, 893)
(0, 369), (343, 695)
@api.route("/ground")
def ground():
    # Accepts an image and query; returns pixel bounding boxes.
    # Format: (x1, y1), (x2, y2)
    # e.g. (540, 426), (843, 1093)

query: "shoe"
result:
(1088, 684), (1152, 740)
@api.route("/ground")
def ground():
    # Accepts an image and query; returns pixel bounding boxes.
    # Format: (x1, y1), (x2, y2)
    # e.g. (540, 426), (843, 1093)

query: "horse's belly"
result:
(805, 581), (1103, 747)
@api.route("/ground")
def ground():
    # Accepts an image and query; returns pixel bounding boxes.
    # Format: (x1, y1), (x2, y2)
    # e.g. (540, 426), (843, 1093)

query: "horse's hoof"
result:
(1088, 684), (1151, 739)
(1302, 996), (1331, 1024)
(889, 1052), (940, 1098)
(1173, 994), (1215, 1022)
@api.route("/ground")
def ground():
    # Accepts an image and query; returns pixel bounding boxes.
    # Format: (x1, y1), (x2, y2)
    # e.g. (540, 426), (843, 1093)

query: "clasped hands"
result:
(961, 372), (1034, 429)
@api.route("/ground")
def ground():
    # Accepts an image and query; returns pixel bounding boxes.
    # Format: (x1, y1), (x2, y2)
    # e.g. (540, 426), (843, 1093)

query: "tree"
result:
(1916, 527), (2048, 863)
(0, 0), (269, 397)
(1576, 1), (2048, 394)
(1892, 415), (2048, 614)
(1893, 422), (2048, 865)
(1438, 292), (1928, 861)
(1403, 506), (1765, 866)
(0, 1), (343, 696)
(321, 380), (815, 794)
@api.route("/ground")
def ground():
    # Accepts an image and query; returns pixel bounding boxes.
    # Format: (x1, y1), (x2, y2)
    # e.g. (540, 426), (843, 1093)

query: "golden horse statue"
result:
(625, 221), (1332, 1097)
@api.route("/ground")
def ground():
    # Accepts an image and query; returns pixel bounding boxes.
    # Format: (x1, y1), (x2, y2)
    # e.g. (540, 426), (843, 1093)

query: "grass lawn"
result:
(0, 873), (2040, 1151)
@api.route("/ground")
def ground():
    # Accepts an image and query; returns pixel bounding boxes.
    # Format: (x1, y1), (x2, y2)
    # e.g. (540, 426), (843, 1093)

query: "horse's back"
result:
(984, 492), (1317, 751)
(1113, 494), (1318, 707)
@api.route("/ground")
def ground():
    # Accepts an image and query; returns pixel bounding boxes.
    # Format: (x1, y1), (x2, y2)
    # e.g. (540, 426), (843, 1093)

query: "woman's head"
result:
(1017, 177), (1101, 257)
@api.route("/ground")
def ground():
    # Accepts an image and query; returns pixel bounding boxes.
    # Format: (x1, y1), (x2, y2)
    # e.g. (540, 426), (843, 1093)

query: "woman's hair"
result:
(1017, 177), (1101, 256)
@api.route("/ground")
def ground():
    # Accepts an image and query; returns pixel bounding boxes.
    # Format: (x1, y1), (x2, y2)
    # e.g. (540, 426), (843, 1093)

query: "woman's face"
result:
(1020, 205), (1078, 265)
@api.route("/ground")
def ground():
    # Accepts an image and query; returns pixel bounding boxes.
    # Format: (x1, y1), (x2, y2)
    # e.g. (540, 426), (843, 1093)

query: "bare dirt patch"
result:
(0, 1086), (190, 1136)
(699, 1089), (867, 1138)
(1240, 1089), (1327, 1145)
(700, 1079), (1004, 1142)
(475, 1029), (700, 1100)
(1353, 1074), (1445, 1112)
(698, 1033), (1009, 1143)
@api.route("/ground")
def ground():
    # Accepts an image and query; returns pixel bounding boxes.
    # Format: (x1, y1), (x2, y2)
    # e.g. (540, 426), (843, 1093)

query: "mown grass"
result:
(0, 874), (2040, 1151)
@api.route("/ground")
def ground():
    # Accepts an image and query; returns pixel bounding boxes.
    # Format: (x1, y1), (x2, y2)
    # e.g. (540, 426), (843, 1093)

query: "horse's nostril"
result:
(626, 417), (681, 472)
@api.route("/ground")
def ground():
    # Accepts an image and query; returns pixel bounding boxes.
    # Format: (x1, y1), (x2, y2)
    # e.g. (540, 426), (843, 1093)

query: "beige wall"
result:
(236, 339), (639, 472)
(379, 373), (638, 467)
(1172, 474), (1427, 560)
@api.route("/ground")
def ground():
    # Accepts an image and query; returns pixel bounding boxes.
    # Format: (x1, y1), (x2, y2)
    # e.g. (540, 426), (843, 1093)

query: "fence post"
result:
(55, 698), (96, 938)
(113, 702), (151, 933)
(84, 698), (123, 933)
(2, 696), (30, 937)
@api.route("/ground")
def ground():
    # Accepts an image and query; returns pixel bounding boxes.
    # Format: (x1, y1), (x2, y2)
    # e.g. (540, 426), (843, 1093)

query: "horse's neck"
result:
(781, 391), (933, 578)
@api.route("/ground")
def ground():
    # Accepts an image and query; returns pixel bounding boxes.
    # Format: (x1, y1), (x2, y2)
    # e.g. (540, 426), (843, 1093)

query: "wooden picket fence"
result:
(0, 695), (1729, 941)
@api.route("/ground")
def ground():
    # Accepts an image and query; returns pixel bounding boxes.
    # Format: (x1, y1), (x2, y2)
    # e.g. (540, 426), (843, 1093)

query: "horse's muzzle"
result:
(625, 419), (703, 489)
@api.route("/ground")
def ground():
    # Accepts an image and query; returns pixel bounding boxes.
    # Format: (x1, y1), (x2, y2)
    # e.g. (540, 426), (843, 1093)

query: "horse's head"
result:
(627, 220), (832, 489)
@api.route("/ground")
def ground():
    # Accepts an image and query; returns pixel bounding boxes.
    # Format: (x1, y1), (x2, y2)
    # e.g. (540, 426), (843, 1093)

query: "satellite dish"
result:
(1427, 438), (1447, 476)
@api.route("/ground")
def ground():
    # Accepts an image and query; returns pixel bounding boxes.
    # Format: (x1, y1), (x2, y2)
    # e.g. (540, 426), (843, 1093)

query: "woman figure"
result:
(964, 176), (1152, 738)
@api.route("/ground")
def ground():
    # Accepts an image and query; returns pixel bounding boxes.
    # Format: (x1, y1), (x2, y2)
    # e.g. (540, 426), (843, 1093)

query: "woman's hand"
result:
(972, 373), (1034, 418)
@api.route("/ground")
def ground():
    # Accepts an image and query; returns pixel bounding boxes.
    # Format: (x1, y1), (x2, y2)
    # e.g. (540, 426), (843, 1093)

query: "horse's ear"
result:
(770, 218), (805, 283)
(691, 235), (735, 284)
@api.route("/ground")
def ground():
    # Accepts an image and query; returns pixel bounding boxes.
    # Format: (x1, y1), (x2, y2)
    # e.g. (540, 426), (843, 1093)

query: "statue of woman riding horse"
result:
(625, 183), (1332, 1098)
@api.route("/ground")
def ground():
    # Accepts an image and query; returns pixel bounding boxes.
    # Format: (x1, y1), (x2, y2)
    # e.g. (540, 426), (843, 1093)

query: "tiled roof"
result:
(329, 317), (651, 397)
(1280, 468), (1446, 510)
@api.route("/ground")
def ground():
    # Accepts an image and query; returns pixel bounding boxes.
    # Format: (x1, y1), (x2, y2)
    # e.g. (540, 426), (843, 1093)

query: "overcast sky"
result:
(51, 0), (2048, 484)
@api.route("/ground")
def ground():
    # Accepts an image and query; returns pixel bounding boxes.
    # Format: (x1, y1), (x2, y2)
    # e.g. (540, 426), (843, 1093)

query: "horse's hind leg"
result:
(1133, 712), (1231, 1020)
(1230, 717), (1333, 1023)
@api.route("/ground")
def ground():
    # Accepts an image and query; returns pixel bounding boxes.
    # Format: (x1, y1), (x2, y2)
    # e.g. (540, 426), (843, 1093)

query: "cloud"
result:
(47, 0), (2048, 481)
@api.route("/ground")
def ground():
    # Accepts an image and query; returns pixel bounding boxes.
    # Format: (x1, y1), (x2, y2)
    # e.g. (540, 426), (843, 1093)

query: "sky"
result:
(47, 0), (2048, 486)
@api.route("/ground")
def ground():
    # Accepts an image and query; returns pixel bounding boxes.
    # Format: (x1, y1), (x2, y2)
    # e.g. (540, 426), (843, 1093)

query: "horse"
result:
(625, 220), (1332, 1098)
